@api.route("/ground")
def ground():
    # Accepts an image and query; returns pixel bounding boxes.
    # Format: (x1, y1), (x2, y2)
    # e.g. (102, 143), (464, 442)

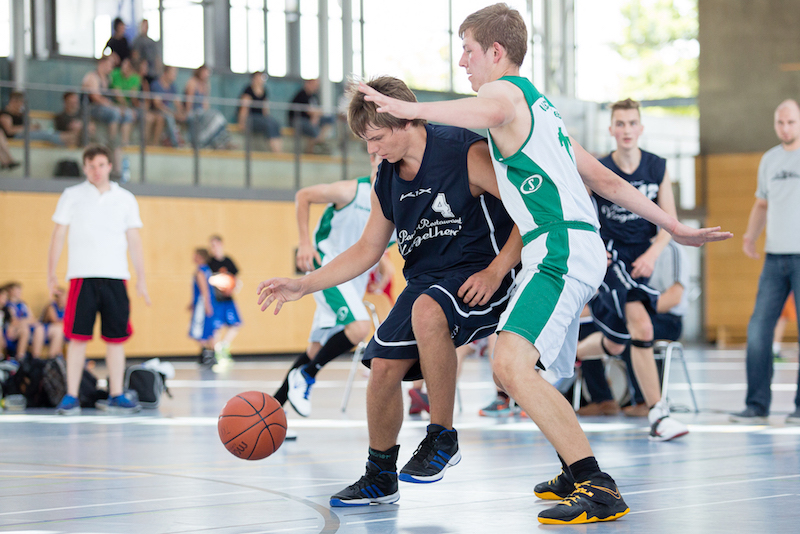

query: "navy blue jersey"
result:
(593, 150), (666, 244)
(374, 124), (514, 280)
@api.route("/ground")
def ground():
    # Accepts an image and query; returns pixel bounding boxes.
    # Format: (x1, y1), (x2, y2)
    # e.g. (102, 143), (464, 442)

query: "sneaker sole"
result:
(533, 490), (571, 500)
(649, 428), (689, 442)
(399, 449), (462, 484)
(729, 415), (768, 424)
(538, 507), (630, 525)
(330, 492), (400, 507)
(55, 408), (81, 416)
(104, 406), (142, 414)
(478, 409), (512, 417)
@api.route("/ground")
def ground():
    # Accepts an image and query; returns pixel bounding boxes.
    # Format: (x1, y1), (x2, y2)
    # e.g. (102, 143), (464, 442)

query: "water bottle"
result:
(121, 156), (131, 183)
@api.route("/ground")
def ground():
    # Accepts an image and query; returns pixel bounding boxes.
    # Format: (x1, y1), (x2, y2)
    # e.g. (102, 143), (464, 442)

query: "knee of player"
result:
(603, 337), (627, 356)
(627, 316), (654, 340)
(410, 296), (447, 333)
(368, 357), (407, 385)
(345, 320), (371, 343)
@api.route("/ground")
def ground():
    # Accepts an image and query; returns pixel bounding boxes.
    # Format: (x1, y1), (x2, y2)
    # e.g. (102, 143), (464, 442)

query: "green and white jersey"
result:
(488, 76), (599, 246)
(314, 175), (372, 267)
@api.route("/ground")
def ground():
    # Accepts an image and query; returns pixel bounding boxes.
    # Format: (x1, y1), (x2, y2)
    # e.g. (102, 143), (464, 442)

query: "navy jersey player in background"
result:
(578, 98), (689, 441)
(257, 76), (522, 507)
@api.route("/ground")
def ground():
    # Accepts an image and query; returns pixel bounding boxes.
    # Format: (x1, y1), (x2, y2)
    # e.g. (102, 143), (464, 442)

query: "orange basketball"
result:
(209, 272), (236, 296)
(218, 391), (287, 460)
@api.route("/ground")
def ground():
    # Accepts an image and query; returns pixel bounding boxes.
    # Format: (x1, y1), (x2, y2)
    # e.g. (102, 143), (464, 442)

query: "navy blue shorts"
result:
(590, 241), (660, 345)
(363, 271), (514, 381)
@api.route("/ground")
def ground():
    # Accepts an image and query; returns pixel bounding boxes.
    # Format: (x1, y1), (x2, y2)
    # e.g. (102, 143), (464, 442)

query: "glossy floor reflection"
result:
(1, 345), (799, 533)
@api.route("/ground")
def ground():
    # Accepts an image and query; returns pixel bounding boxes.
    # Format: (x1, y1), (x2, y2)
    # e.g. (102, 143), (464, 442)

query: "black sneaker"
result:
(537, 473), (630, 525)
(329, 460), (399, 507)
(534, 469), (575, 500)
(399, 425), (461, 483)
(199, 348), (216, 368)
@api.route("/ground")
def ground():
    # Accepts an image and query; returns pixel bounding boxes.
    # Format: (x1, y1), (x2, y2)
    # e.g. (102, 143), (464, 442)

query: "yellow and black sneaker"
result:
(534, 469), (575, 500)
(537, 473), (629, 525)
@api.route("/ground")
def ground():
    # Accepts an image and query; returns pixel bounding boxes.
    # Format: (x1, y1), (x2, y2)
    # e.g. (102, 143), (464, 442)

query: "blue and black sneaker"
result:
(534, 469), (575, 500)
(99, 394), (141, 414)
(537, 473), (629, 525)
(55, 394), (81, 415)
(399, 424), (461, 483)
(330, 460), (399, 507)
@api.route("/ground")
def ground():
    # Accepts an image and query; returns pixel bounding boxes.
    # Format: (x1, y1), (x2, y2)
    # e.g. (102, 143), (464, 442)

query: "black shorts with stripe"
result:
(590, 241), (660, 345)
(64, 278), (132, 343)
(362, 270), (514, 381)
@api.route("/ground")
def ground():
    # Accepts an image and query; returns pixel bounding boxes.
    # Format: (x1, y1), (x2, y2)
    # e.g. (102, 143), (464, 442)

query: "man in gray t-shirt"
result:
(731, 99), (800, 425)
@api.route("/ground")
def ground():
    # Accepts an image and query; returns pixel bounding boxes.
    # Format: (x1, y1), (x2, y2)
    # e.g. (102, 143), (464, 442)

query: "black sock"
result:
(274, 352), (312, 405)
(304, 330), (355, 379)
(369, 445), (400, 472)
(558, 454), (575, 482)
(569, 456), (601, 483)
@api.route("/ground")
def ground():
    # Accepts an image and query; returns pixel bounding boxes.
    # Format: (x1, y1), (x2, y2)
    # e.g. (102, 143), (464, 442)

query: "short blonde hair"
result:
(459, 3), (527, 68)
(610, 98), (641, 118)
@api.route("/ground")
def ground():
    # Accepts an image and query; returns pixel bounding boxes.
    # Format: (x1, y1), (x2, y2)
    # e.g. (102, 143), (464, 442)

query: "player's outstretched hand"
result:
(458, 269), (501, 307)
(257, 277), (304, 314)
(359, 82), (419, 120)
(670, 223), (733, 247)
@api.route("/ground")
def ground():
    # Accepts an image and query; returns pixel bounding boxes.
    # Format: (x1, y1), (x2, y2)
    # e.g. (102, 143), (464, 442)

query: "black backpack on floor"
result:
(124, 365), (171, 408)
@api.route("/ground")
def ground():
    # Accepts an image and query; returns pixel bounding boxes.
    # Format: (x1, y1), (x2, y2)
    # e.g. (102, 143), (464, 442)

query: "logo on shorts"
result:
(520, 174), (543, 194)
(336, 306), (349, 321)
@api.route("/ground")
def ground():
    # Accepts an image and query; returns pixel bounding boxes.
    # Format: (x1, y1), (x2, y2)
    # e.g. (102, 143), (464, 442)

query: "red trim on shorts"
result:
(63, 279), (92, 341)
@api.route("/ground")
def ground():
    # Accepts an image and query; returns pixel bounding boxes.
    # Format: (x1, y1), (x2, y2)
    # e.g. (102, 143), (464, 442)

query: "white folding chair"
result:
(340, 301), (381, 413)
(654, 340), (699, 413)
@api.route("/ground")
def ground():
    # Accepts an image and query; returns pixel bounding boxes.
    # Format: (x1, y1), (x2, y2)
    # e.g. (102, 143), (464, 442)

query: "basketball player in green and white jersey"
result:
(359, 3), (732, 525)
(275, 153), (383, 418)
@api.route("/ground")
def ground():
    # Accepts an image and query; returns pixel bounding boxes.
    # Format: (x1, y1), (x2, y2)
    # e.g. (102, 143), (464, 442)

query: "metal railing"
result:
(0, 79), (363, 193)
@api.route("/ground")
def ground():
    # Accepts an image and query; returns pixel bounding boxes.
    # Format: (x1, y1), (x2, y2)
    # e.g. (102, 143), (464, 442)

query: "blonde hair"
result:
(459, 3), (527, 67)
(610, 98), (641, 118)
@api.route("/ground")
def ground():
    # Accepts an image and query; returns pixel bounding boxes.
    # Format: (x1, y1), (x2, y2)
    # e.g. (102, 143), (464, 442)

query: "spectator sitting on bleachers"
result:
(54, 92), (94, 148)
(150, 66), (185, 147)
(2, 282), (45, 361)
(184, 65), (231, 149)
(82, 55), (135, 148)
(288, 78), (335, 154)
(39, 286), (66, 359)
(131, 19), (161, 86)
(0, 91), (68, 146)
(237, 71), (283, 153)
(104, 17), (130, 64)
(0, 285), (9, 357)
(0, 129), (20, 171)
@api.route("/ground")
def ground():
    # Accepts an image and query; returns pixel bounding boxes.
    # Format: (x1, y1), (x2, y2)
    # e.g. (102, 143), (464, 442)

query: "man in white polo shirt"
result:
(47, 144), (150, 415)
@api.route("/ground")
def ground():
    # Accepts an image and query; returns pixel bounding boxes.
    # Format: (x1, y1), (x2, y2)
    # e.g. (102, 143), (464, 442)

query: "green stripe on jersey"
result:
(320, 285), (356, 325)
(505, 158), (564, 228)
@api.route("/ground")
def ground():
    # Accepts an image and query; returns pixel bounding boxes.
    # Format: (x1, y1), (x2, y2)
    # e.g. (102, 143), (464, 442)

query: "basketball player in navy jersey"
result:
(257, 76), (522, 506)
(576, 98), (689, 441)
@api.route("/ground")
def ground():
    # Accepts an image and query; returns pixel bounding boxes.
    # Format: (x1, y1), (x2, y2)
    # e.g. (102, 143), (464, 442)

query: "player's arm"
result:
(196, 270), (214, 316)
(358, 80), (516, 130)
(656, 280), (684, 314)
(258, 188), (394, 315)
(460, 141), (523, 306)
(47, 224), (68, 296)
(126, 227), (151, 306)
(742, 198), (768, 259)
(631, 171), (676, 278)
(574, 140), (732, 247)
(295, 180), (358, 273)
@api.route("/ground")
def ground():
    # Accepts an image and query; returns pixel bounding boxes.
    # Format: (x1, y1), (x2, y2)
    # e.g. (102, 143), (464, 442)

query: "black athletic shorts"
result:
(64, 278), (132, 343)
(362, 271), (514, 381)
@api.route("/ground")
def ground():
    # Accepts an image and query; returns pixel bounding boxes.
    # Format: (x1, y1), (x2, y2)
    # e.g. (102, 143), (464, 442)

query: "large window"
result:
(162, 0), (204, 68)
(0, 0), (11, 57)
(230, 0), (266, 74)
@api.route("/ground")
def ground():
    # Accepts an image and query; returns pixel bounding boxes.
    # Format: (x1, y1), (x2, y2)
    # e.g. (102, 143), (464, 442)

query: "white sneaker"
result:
(287, 367), (314, 417)
(648, 401), (689, 442)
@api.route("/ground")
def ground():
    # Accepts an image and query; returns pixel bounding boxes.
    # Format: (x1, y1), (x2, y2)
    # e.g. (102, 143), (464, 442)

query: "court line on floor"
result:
(623, 473), (800, 497)
(627, 492), (795, 515)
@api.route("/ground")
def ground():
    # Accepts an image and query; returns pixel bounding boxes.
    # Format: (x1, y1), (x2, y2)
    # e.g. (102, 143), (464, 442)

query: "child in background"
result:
(188, 248), (220, 366)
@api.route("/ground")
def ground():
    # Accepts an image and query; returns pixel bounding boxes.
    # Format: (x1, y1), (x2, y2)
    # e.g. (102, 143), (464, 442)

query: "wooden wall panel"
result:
(701, 152), (797, 344)
(0, 191), (407, 358)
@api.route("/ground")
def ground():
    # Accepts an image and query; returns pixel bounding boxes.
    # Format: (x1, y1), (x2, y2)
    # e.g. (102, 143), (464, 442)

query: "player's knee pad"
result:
(630, 338), (654, 349)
